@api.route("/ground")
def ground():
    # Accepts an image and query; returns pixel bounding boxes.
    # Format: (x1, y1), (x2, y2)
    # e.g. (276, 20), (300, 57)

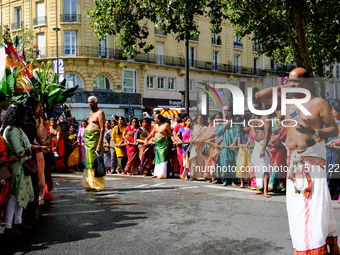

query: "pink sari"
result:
(124, 126), (139, 174)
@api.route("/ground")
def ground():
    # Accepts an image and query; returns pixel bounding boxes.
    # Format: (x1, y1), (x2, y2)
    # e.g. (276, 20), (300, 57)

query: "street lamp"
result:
(53, 27), (61, 84)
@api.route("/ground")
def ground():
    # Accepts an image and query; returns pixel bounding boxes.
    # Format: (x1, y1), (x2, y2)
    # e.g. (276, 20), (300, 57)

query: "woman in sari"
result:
(77, 119), (88, 171)
(111, 117), (127, 174)
(103, 120), (112, 173)
(50, 118), (65, 172)
(268, 110), (287, 192)
(135, 118), (154, 176)
(175, 116), (192, 180)
(66, 124), (81, 171)
(236, 125), (252, 188)
(189, 115), (207, 180)
(123, 117), (140, 175)
(173, 114), (187, 176)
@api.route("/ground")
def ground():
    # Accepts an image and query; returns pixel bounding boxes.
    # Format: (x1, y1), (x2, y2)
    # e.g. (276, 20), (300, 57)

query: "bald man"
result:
(256, 67), (339, 254)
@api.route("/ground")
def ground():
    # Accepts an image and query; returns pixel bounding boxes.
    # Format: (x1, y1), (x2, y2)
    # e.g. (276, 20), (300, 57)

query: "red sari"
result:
(0, 136), (9, 211)
(51, 138), (66, 171)
(124, 126), (139, 174)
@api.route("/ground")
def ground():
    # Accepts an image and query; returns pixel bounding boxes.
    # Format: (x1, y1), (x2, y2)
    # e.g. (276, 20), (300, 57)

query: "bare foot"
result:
(121, 172), (125, 175)
(232, 183), (237, 187)
(247, 186), (251, 189)
(189, 178), (194, 181)
(92, 189), (102, 192)
(239, 185), (244, 188)
(150, 175), (157, 178)
(184, 176), (188, 180)
(115, 169), (120, 174)
(263, 192), (271, 198)
(156, 177), (165, 179)
(251, 191), (263, 195)
(221, 183), (227, 186)
(143, 174), (147, 177)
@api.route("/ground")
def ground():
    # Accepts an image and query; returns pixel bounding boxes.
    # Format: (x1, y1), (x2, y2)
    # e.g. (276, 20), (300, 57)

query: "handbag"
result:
(23, 158), (38, 176)
(0, 164), (13, 188)
(182, 143), (190, 151)
(93, 151), (106, 177)
(202, 144), (209, 156)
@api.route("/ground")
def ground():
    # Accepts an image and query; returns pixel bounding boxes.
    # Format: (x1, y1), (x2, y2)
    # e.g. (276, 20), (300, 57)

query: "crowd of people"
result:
(1, 67), (340, 254)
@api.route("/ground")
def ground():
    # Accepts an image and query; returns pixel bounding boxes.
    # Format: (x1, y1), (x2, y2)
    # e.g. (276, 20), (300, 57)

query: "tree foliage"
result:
(86, 0), (227, 56)
(225, 0), (340, 97)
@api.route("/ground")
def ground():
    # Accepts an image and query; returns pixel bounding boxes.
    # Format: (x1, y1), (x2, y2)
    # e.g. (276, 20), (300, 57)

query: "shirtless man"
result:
(145, 114), (172, 179)
(81, 96), (106, 191)
(250, 101), (272, 198)
(256, 67), (339, 255)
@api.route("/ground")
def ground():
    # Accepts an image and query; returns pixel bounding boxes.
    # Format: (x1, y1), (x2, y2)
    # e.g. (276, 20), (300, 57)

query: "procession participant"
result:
(0, 91), (7, 128)
(173, 114), (187, 176)
(249, 100), (272, 197)
(324, 100), (340, 199)
(108, 120), (117, 174)
(81, 96), (106, 192)
(77, 119), (88, 171)
(111, 117), (127, 174)
(66, 124), (81, 172)
(2, 104), (49, 235)
(123, 117), (140, 175)
(268, 110), (287, 192)
(103, 120), (112, 174)
(174, 116), (193, 180)
(135, 118), (154, 176)
(145, 114), (171, 179)
(50, 118), (65, 172)
(236, 124), (252, 188)
(256, 67), (339, 254)
(215, 106), (241, 187)
(189, 114), (207, 180)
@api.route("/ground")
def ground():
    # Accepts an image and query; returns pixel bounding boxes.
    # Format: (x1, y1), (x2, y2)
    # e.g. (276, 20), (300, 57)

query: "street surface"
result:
(2, 173), (340, 255)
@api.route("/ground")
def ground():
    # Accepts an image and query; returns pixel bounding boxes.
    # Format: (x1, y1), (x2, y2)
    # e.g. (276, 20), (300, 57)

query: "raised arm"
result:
(260, 115), (272, 158)
(255, 84), (289, 107)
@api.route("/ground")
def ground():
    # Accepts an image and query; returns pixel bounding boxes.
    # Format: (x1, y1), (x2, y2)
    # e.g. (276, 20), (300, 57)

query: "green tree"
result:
(225, 0), (340, 98)
(86, 0), (227, 112)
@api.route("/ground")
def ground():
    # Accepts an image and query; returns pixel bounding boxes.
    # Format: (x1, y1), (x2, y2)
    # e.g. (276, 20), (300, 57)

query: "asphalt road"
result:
(2, 173), (340, 255)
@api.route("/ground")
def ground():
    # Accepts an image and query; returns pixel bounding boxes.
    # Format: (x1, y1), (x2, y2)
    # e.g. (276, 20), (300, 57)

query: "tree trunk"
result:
(286, 0), (316, 96)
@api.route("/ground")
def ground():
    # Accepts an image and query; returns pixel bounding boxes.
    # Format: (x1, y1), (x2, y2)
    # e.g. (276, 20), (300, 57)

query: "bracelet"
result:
(38, 145), (41, 152)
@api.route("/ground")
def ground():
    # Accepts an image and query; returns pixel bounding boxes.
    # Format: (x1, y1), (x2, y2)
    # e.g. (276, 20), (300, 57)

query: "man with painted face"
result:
(256, 67), (339, 255)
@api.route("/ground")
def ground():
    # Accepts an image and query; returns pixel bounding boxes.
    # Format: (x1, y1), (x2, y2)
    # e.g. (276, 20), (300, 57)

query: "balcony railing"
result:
(234, 42), (243, 49)
(253, 44), (259, 52)
(33, 16), (47, 26)
(155, 27), (165, 36)
(60, 14), (81, 23)
(37, 46), (270, 77)
(11, 21), (23, 30)
(190, 35), (199, 41)
(212, 36), (222, 45)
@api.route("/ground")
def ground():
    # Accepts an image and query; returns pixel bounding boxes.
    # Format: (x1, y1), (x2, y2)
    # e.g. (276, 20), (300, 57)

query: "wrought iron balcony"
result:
(60, 14), (81, 23)
(37, 46), (269, 77)
(234, 42), (243, 49)
(212, 36), (222, 45)
(11, 21), (23, 30)
(155, 27), (165, 36)
(33, 16), (47, 26)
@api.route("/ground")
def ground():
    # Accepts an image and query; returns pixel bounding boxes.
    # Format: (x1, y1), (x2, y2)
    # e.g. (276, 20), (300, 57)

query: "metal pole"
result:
(185, 39), (189, 114)
(56, 31), (59, 84)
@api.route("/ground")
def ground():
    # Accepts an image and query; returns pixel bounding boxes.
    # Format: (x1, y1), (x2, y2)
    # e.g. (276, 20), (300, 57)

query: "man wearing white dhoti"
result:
(256, 67), (340, 254)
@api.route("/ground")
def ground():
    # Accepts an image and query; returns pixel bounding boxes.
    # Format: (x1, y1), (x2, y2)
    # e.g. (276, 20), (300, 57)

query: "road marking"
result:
(134, 184), (149, 188)
(150, 183), (166, 187)
(49, 209), (105, 215)
(204, 185), (254, 192)
(179, 186), (199, 189)
(139, 189), (164, 193)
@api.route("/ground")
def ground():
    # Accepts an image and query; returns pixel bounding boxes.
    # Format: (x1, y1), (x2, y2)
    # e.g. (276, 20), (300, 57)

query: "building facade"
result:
(0, 0), (294, 120)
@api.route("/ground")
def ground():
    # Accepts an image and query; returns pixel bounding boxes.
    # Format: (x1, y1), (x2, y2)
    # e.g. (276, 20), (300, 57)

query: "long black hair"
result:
(21, 96), (39, 125)
(130, 117), (140, 129)
(117, 116), (126, 136)
(0, 103), (27, 135)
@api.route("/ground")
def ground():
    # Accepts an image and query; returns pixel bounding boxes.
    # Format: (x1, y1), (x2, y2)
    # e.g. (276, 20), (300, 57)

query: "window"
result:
(98, 35), (109, 58)
(122, 69), (137, 93)
(65, 73), (83, 88)
(13, 7), (22, 29)
(168, 78), (175, 91)
(235, 55), (241, 73)
(64, 31), (77, 55)
(36, 2), (45, 25)
(189, 80), (194, 92)
(94, 75), (110, 90)
(146, 76), (154, 89)
(234, 35), (243, 49)
(156, 42), (164, 65)
(63, 0), (77, 22)
(336, 65), (340, 78)
(253, 39), (259, 52)
(37, 33), (45, 57)
(213, 51), (219, 71)
(189, 47), (196, 68)
(158, 77), (165, 90)
(254, 58), (259, 76)
(212, 33), (221, 45)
